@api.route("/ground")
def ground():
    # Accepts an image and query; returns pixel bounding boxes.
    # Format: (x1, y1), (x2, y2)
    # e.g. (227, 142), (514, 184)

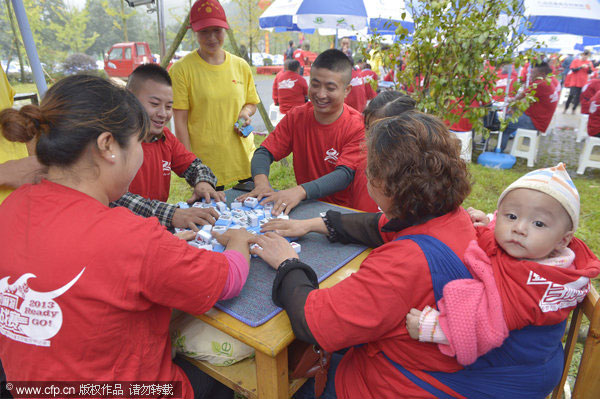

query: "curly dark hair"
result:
(366, 111), (471, 222)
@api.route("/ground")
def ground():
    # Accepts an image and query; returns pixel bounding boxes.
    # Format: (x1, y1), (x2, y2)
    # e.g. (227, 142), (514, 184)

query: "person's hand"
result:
(212, 228), (254, 246)
(174, 230), (197, 241)
(260, 185), (307, 216)
(236, 175), (273, 202)
(234, 108), (252, 136)
(187, 182), (226, 204)
(406, 308), (422, 341)
(261, 218), (312, 238)
(172, 207), (219, 231)
(466, 207), (490, 227)
(248, 232), (299, 270)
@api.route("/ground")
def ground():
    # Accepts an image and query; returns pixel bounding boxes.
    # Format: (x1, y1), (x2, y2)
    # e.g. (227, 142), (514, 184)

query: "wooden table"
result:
(189, 249), (371, 399)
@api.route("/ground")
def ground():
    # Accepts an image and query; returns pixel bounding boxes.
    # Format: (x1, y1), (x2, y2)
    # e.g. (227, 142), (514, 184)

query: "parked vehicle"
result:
(104, 42), (156, 78)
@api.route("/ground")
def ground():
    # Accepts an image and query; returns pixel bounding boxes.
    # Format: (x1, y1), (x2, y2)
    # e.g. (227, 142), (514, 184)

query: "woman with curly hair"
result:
(249, 111), (478, 398)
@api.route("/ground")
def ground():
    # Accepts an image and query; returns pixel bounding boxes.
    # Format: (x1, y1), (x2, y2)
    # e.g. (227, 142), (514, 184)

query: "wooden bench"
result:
(551, 285), (600, 399)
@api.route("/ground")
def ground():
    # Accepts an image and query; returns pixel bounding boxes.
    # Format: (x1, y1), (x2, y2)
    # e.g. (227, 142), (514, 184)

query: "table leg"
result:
(255, 348), (289, 399)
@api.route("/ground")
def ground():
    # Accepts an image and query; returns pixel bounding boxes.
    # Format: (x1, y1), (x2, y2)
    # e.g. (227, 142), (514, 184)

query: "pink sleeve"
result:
(436, 240), (509, 365)
(219, 250), (249, 300)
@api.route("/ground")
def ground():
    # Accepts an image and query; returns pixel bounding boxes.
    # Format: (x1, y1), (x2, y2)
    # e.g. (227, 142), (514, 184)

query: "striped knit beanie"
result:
(497, 163), (580, 231)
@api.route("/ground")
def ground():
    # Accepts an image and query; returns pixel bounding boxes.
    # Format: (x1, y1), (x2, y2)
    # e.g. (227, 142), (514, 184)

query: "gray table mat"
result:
(214, 190), (366, 327)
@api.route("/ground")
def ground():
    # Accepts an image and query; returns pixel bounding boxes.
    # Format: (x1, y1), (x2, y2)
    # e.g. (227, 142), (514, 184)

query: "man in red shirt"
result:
(272, 59), (307, 114)
(358, 61), (378, 92)
(111, 64), (224, 231)
(344, 66), (376, 113)
(293, 42), (317, 76)
(580, 78), (600, 114)
(501, 61), (560, 152)
(587, 90), (600, 137)
(564, 50), (594, 113)
(241, 49), (378, 214)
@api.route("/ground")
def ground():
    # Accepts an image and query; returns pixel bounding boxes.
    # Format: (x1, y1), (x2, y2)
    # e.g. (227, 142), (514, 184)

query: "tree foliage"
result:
(365, 0), (540, 132)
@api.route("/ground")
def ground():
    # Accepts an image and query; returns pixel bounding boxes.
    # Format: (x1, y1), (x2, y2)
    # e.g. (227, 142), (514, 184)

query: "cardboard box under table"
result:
(186, 190), (369, 398)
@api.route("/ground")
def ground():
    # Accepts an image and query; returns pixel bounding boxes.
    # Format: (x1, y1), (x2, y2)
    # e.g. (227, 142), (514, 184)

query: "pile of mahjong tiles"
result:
(176, 197), (301, 255)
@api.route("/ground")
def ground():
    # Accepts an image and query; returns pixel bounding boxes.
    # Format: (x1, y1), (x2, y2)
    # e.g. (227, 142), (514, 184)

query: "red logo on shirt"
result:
(232, 79), (243, 85)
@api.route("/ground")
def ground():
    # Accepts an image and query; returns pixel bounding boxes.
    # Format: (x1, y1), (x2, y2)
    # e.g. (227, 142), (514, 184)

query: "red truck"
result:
(104, 42), (156, 78)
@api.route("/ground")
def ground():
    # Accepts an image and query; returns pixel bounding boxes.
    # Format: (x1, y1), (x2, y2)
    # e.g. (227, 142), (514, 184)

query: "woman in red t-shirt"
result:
(0, 75), (253, 399)
(250, 111), (480, 398)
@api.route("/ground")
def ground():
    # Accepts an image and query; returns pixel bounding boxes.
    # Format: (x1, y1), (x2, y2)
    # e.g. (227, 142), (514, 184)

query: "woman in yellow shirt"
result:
(0, 68), (42, 203)
(170, 0), (259, 187)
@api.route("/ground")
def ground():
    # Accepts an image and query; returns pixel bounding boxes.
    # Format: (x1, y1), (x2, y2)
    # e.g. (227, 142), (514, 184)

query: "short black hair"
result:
(311, 49), (353, 85)
(289, 40), (294, 46)
(363, 91), (416, 128)
(284, 59), (300, 72)
(532, 61), (552, 76)
(127, 63), (172, 94)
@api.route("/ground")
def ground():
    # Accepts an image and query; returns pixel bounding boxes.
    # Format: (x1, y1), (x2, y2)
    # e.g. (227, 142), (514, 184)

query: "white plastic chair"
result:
(268, 103), (285, 126)
(577, 114), (590, 143)
(510, 128), (539, 167)
(450, 130), (472, 163)
(577, 135), (600, 175)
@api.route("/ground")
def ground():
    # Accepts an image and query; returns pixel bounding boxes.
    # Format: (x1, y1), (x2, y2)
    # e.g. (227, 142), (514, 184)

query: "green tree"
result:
(50, 4), (98, 54)
(101, 0), (136, 42)
(84, 0), (124, 58)
(230, 0), (264, 64)
(365, 0), (540, 132)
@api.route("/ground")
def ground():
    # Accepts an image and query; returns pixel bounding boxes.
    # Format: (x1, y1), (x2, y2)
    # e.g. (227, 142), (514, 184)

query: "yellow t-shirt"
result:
(0, 70), (28, 204)
(170, 50), (260, 185)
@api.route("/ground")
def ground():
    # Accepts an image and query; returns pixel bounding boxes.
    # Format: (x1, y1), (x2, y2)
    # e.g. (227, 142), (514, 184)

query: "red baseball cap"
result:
(190, 0), (229, 32)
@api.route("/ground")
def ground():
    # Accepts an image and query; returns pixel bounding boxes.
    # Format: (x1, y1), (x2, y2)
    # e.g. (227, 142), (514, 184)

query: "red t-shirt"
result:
(360, 69), (378, 92)
(493, 69), (518, 102)
(580, 78), (600, 114)
(271, 70), (308, 114)
(588, 90), (600, 136)
(344, 69), (376, 113)
(128, 127), (196, 202)
(305, 208), (476, 398)
(261, 102), (372, 211)
(0, 180), (229, 399)
(565, 59), (594, 88)
(525, 76), (561, 133)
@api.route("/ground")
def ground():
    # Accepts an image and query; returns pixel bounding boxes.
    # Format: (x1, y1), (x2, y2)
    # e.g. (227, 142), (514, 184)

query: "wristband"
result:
(320, 211), (339, 242)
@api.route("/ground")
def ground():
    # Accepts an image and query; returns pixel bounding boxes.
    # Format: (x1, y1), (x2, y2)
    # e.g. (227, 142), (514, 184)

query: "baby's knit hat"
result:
(497, 163), (580, 231)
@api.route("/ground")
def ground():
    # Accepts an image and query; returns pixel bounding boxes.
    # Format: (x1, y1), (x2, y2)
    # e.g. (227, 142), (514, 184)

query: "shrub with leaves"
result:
(62, 53), (98, 75)
(364, 0), (541, 132)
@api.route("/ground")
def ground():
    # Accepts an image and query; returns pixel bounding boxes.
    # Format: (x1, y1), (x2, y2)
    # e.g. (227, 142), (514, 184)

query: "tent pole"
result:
(11, 0), (47, 97)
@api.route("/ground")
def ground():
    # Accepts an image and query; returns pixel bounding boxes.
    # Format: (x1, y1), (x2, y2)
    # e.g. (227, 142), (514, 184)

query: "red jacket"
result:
(564, 59), (594, 88)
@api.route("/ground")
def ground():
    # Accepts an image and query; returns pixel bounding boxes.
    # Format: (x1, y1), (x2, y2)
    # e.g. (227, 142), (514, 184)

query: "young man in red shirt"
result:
(344, 63), (376, 113)
(111, 64), (225, 231)
(272, 59), (307, 114)
(241, 49), (378, 214)
(358, 61), (378, 92)
(500, 61), (560, 152)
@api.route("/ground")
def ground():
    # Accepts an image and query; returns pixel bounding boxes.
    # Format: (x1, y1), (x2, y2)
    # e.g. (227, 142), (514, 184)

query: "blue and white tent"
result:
(259, 0), (413, 35)
(524, 0), (600, 37)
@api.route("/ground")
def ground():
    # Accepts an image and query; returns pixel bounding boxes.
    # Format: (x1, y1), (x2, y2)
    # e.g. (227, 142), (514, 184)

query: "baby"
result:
(407, 163), (600, 365)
